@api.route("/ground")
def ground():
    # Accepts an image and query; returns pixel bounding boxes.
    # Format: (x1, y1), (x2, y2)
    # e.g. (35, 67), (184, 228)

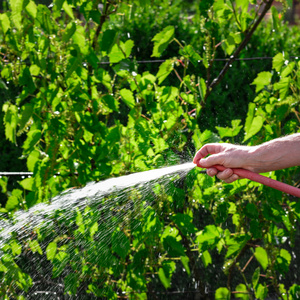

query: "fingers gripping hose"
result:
(197, 164), (300, 198)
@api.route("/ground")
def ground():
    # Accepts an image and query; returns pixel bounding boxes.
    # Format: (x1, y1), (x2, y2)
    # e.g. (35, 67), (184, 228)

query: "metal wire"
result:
(0, 172), (33, 176)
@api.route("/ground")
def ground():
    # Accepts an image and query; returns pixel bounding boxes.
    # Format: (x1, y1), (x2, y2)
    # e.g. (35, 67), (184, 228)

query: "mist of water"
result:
(0, 162), (195, 297)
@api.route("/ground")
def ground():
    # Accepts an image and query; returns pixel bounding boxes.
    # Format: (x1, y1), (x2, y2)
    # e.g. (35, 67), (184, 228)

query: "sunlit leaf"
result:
(235, 283), (249, 300)
(0, 13), (11, 34)
(62, 1), (74, 19)
(215, 287), (230, 300)
(158, 261), (176, 289)
(152, 26), (175, 57)
(25, 1), (37, 19)
(252, 71), (272, 92)
(120, 88), (135, 109)
(243, 115), (263, 143)
(62, 22), (76, 42)
(273, 53), (285, 71)
(156, 59), (174, 84)
(46, 242), (57, 260)
(29, 240), (43, 255)
(10, 0), (23, 29)
(254, 247), (268, 270)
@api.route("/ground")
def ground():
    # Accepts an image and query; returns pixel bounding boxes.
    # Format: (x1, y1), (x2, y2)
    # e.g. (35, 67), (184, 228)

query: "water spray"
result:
(196, 163), (300, 198)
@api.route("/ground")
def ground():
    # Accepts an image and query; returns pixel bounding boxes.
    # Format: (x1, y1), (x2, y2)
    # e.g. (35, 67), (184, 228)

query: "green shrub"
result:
(0, 0), (300, 299)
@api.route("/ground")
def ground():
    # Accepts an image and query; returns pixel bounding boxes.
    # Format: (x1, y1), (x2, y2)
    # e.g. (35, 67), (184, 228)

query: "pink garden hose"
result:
(197, 164), (300, 198)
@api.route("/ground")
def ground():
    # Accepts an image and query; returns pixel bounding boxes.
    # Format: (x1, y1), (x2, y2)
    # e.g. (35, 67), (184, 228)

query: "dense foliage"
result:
(0, 0), (300, 299)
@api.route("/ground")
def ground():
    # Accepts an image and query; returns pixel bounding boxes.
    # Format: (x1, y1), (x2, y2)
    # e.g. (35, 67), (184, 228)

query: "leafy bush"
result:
(0, 0), (300, 299)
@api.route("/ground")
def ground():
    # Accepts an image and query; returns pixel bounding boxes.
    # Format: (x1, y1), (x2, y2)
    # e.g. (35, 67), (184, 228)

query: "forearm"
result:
(247, 133), (300, 173)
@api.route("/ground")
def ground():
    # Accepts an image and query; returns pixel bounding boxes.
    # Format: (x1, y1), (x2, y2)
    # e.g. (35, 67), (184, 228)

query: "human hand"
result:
(193, 143), (253, 183)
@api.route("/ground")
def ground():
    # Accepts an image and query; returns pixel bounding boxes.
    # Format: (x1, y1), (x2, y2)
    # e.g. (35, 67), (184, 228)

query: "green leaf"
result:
(226, 235), (249, 258)
(62, 1), (74, 19)
(163, 236), (186, 257)
(158, 268), (171, 289)
(198, 77), (206, 102)
(23, 129), (41, 152)
(252, 267), (260, 289)
(255, 284), (268, 300)
(273, 53), (284, 71)
(215, 287), (230, 300)
(53, 251), (69, 277)
(19, 67), (35, 93)
(223, 33), (236, 55)
(120, 88), (135, 109)
(254, 247), (268, 271)
(179, 45), (201, 67)
(243, 115), (263, 143)
(29, 240), (43, 255)
(64, 273), (79, 295)
(102, 95), (119, 112)
(19, 177), (34, 191)
(112, 230), (130, 259)
(0, 177), (8, 194)
(252, 71), (272, 92)
(196, 225), (222, 251)
(280, 249), (291, 264)
(10, 240), (22, 256)
(171, 213), (197, 236)
(201, 250), (212, 267)
(274, 77), (290, 100)
(0, 79), (8, 90)
(122, 40), (134, 58)
(3, 103), (19, 144)
(27, 149), (40, 171)
(19, 103), (33, 132)
(100, 29), (117, 53)
(235, 284), (249, 299)
(156, 59), (174, 84)
(25, 1), (37, 19)
(62, 22), (76, 42)
(0, 13), (11, 34)
(5, 190), (20, 211)
(90, 222), (98, 238)
(216, 119), (242, 138)
(73, 26), (86, 51)
(54, 0), (64, 10)
(289, 284), (300, 300)
(245, 203), (259, 219)
(66, 56), (81, 78)
(108, 43), (125, 63)
(158, 261), (176, 289)
(152, 26), (175, 57)
(46, 242), (57, 261)
(281, 62), (295, 78)
(180, 256), (190, 275)
(10, 0), (24, 29)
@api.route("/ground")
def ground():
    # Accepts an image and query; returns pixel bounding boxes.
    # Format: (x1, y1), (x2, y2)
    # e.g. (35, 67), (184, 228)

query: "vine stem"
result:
(203, 0), (275, 103)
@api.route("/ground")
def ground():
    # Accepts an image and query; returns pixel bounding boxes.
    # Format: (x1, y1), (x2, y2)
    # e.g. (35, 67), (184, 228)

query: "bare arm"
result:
(193, 133), (300, 183)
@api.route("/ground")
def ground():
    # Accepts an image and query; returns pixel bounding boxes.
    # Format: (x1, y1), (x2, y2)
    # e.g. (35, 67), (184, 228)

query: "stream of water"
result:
(0, 162), (196, 298)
